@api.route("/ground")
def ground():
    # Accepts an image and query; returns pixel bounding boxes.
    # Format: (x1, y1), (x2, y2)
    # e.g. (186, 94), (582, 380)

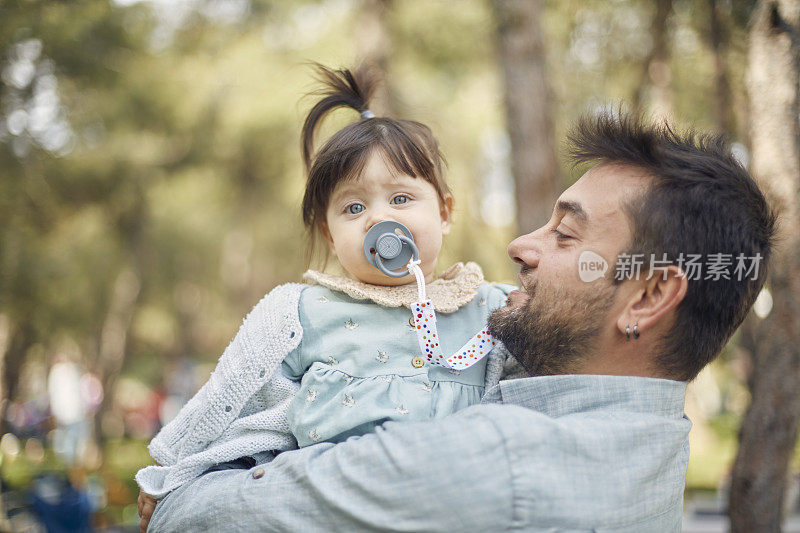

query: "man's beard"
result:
(488, 279), (615, 377)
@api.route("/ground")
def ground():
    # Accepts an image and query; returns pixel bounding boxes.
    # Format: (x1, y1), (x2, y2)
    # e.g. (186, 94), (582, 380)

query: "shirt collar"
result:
(482, 374), (687, 419)
(302, 261), (485, 312)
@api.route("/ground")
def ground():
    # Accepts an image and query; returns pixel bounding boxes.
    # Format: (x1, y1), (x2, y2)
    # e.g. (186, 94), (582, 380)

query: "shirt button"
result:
(252, 468), (265, 479)
(411, 357), (424, 368)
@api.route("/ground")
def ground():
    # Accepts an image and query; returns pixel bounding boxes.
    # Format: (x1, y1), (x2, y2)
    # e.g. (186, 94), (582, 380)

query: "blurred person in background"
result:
(47, 353), (91, 467)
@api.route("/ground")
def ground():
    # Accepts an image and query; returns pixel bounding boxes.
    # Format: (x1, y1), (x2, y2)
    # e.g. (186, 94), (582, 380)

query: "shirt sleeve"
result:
(150, 406), (515, 532)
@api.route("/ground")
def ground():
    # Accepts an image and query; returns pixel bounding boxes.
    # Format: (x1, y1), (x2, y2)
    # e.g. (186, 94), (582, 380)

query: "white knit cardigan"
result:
(135, 282), (507, 498)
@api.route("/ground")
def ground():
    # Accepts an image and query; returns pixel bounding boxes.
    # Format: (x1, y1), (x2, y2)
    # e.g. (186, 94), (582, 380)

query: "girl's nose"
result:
(508, 229), (542, 268)
(365, 206), (394, 230)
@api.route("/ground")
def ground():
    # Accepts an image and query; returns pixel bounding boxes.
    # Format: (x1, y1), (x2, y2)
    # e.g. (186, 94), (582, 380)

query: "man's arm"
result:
(149, 406), (514, 532)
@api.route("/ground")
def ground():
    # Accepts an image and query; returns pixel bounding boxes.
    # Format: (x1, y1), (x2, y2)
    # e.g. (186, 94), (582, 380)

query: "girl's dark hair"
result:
(300, 64), (451, 268)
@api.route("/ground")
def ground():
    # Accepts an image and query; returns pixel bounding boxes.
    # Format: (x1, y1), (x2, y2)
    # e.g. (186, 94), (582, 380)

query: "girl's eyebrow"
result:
(388, 175), (427, 189)
(330, 175), (423, 204)
(329, 184), (363, 203)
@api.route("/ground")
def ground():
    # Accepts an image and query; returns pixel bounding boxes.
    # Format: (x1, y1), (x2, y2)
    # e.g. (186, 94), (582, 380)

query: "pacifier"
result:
(363, 220), (496, 371)
(363, 221), (420, 278)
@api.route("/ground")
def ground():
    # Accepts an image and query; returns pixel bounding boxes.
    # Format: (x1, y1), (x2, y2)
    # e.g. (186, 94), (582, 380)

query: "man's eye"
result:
(347, 203), (365, 214)
(551, 228), (572, 241)
(391, 195), (409, 205)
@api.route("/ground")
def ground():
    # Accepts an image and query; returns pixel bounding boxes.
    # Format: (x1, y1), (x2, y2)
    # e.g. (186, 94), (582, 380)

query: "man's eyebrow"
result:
(556, 200), (588, 224)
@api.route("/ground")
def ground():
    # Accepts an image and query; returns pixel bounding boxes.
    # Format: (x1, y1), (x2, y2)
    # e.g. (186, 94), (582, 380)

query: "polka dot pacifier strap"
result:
(364, 220), (496, 371)
(406, 260), (496, 371)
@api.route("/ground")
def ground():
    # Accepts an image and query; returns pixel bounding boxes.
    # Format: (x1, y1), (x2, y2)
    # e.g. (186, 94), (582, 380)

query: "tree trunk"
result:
(0, 316), (10, 425)
(0, 316), (26, 436)
(355, 0), (396, 116)
(708, 0), (736, 135)
(491, 0), (559, 234)
(91, 189), (148, 447)
(729, 1), (800, 531)
(633, 0), (673, 119)
(91, 267), (142, 444)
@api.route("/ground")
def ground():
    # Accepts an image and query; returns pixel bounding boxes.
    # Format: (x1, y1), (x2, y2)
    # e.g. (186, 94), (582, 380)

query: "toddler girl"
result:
(136, 65), (512, 511)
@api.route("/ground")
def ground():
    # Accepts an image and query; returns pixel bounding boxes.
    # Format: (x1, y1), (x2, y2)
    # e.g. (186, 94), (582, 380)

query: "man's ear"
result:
(440, 195), (454, 235)
(615, 265), (688, 337)
(320, 221), (336, 256)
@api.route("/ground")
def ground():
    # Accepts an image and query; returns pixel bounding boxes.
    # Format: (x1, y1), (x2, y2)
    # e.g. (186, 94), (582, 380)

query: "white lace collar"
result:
(302, 262), (485, 313)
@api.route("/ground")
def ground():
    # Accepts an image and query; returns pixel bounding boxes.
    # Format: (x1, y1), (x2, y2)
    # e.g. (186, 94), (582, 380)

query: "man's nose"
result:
(508, 229), (543, 268)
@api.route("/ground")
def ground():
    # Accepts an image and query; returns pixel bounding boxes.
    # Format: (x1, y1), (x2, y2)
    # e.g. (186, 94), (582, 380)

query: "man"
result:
(144, 112), (775, 532)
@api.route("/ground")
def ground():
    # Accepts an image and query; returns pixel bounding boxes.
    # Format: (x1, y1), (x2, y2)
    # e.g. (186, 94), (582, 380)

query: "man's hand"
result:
(138, 490), (158, 533)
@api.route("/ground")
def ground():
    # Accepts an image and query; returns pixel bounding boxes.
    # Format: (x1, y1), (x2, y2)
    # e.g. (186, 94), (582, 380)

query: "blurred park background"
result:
(2, 0), (800, 531)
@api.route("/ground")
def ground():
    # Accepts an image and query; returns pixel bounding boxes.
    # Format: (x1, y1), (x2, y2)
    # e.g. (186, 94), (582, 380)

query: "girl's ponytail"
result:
(301, 64), (378, 172)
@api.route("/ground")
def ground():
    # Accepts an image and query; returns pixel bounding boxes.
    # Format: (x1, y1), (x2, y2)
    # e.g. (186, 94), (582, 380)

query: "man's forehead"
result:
(559, 164), (649, 222)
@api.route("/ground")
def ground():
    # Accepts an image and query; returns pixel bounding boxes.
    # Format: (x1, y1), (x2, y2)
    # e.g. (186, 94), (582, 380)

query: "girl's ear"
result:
(320, 221), (336, 256)
(440, 194), (454, 235)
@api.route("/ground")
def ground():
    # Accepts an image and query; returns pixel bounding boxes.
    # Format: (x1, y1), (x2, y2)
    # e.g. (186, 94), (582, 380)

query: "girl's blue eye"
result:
(391, 195), (409, 205)
(347, 203), (365, 215)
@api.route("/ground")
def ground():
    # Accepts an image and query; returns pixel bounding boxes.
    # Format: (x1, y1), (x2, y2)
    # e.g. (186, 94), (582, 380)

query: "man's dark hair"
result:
(567, 111), (776, 381)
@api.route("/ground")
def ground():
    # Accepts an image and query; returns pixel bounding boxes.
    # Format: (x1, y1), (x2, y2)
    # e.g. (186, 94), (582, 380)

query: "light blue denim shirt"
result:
(150, 374), (691, 532)
(282, 283), (509, 446)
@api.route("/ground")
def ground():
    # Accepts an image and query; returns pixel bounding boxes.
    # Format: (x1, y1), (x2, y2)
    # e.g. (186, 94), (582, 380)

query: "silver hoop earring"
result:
(625, 326), (631, 342)
(633, 323), (640, 340)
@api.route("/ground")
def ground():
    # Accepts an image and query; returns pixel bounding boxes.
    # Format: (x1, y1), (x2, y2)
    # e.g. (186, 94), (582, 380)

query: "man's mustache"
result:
(519, 266), (536, 297)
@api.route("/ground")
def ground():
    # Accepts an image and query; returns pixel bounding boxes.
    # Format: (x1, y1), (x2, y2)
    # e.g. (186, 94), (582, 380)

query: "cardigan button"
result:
(225, 405), (232, 412)
(411, 357), (425, 368)
(252, 468), (265, 479)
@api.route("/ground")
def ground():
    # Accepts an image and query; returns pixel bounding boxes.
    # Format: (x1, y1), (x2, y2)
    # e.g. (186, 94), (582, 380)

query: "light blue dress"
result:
(281, 282), (510, 447)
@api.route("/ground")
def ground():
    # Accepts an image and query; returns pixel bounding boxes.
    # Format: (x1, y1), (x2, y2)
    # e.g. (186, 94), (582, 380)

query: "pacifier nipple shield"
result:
(363, 221), (420, 278)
